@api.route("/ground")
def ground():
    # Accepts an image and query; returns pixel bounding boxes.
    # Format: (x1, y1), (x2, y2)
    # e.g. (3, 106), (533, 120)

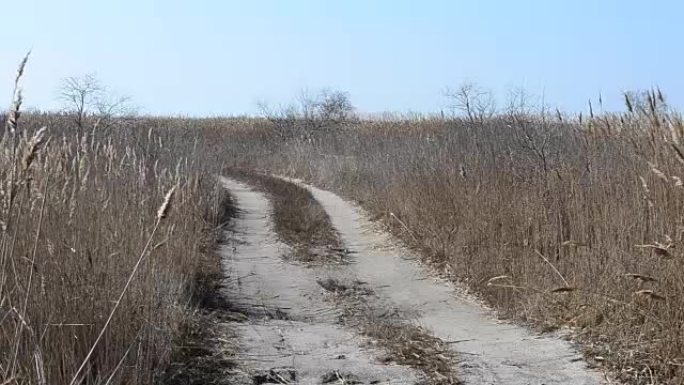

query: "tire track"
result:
(289, 179), (605, 385)
(219, 177), (421, 384)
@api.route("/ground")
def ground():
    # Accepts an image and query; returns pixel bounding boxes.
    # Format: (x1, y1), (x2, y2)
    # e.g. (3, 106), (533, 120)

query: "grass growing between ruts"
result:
(229, 173), (462, 383)
(318, 277), (461, 385)
(226, 170), (346, 264)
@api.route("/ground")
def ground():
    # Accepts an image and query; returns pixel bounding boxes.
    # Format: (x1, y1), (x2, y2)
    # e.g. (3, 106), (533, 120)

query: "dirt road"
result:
(220, 177), (421, 384)
(220, 176), (605, 384)
(292, 180), (604, 385)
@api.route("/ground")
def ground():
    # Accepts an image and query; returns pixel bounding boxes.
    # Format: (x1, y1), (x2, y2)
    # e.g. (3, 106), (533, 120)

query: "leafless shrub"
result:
(444, 82), (496, 123)
(258, 88), (354, 141)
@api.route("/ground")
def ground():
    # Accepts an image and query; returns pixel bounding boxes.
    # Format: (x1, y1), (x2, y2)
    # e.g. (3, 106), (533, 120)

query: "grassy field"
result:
(0, 64), (229, 385)
(192, 95), (683, 384)
(3, 58), (684, 384)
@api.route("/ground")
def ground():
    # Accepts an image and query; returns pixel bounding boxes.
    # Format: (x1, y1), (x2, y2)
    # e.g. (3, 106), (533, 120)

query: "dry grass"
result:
(318, 277), (461, 385)
(227, 170), (345, 264)
(124, 94), (684, 384)
(0, 61), (227, 385)
(8, 58), (684, 384)
(266, 111), (684, 384)
(161, 192), (243, 385)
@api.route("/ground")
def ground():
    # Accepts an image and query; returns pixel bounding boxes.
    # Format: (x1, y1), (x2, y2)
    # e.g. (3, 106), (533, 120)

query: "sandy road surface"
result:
(219, 177), (421, 384)
(219, 175), (606, 384)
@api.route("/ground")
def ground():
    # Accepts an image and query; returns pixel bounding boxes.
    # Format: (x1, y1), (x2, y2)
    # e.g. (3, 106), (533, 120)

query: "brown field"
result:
(186, 95), (684, 384)
(3, 58), (684, 384)
(0, 65), (228, 385)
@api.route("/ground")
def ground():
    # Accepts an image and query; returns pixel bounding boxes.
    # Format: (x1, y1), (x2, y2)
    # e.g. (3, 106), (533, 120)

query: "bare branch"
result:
(444, 82), (496, 123)
(57, 74), (134, 132)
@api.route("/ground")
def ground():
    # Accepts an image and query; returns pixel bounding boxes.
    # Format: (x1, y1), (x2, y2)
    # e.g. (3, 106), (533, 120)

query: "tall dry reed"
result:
(0, 59), (225, 385)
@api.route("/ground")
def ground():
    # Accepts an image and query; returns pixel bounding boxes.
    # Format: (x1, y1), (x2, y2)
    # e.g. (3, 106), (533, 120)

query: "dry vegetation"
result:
(318, 277), (461, 385)
(5, 54), (684, 384)
(227, 171), (344, 263)
(0, 59), (229, 385)
(173, 91), (683, 384)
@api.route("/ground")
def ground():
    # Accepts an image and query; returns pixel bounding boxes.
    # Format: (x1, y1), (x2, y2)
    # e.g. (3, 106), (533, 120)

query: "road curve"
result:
(287, 178), (605, 385)
(219, 177), (421, 384)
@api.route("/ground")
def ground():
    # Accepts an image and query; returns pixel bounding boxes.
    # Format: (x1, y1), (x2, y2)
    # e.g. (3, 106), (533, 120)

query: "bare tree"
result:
(444, 82), (496, 123)
(503, 87), (554, 177)
(315, 89), (354, 123)
(58, 74), (134, 134)
(258, 88), (354, 140)
(297, 88), (354, 128)
(59, 74), (102, 132)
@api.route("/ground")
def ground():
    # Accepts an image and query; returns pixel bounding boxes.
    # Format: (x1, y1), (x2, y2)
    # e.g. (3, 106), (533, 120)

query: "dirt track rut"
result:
(220, 176), (606, 384)
(219, 177), (420, 384)
(289, 180), (605, 385)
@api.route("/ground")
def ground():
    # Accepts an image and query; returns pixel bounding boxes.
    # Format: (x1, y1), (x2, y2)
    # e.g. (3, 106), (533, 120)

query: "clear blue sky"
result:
(1, 0), (682, 116)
